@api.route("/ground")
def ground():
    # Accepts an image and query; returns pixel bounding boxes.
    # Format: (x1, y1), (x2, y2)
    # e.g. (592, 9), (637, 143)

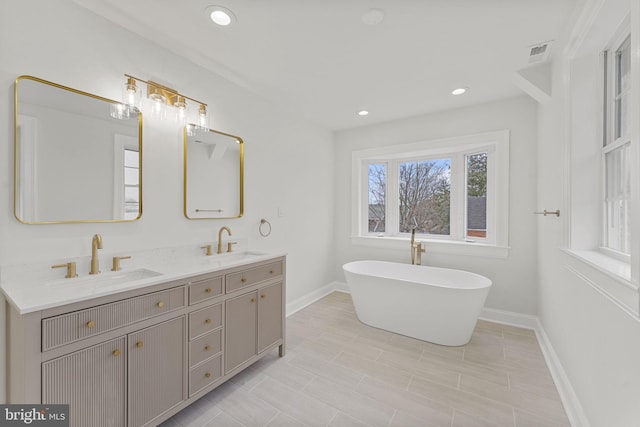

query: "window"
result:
(123, 147), (140, 220)
(602, 33), (631, 257)
(466, 152), (488, 238)
(353, 131), (509, 254)
(113, 134), (141, 220)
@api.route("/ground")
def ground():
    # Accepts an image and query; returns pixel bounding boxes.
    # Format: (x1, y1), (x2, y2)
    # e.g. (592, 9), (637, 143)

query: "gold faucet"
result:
(410, 228), (425, 265)
(217, 226), (231, 254)
(90, 234), (103, 275)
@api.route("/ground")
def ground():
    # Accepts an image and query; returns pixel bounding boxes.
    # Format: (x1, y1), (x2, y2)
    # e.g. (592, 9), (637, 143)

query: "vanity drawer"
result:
(226, 262), (282, 293)
(188, 276), (223, 305)
(189, 329), (222, 367)
(189, 304), (222, 339)
(189, 354), (222, 396)
(42, 287), (185, 351)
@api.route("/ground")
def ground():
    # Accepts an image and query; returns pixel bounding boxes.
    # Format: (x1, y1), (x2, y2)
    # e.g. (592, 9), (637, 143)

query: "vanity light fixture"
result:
(120, 74), (208, 127)
(206, 5), (237, 26)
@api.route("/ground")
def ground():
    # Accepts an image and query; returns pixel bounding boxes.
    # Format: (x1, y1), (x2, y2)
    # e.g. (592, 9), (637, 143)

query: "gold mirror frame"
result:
(183, 127), (244, 220)
(14, 75), (143, 224)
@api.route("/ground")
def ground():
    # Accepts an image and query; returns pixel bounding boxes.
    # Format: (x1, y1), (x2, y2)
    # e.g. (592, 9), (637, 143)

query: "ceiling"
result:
(73, 0), (578, 131)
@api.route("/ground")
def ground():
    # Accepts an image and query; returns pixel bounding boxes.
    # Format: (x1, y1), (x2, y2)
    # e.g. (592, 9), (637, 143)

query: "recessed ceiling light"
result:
(205, 5), (236, 26)
(451, 87), (468, 95)
(358, 110), (369, 116)
(362, 9), (385, 26)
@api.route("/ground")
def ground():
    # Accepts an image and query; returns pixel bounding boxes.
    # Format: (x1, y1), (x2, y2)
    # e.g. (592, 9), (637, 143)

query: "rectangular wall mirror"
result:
(184, 127), (244, 219)
(14, 75), (143, 224)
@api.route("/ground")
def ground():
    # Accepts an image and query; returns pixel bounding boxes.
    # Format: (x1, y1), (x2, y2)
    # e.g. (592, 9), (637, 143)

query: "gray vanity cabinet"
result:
(225, 281), (284, 373)
(42, 317), (185, 427)
(42, 337), (127, 427)
(128, 317), (185, 427)
(6, 255), (285, 427)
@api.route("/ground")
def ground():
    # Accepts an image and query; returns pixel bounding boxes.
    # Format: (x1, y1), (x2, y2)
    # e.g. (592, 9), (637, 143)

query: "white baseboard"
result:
(286, 281), (345, 317)
(479, 307), (589, 427)
(292, 282), (589, 427)
(479, 307), (539, 330)
(534, 322), (591, 427)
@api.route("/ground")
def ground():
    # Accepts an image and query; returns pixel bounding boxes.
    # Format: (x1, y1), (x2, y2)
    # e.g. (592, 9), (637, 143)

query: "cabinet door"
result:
(225, 291), (257, 372)
(128, 316), (185, 427)
(42, 337), (126, 427)
(257, 282), (283, 353)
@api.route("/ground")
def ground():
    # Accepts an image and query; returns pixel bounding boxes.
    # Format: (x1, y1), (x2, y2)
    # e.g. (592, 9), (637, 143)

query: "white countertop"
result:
(1, 246), (285, 315)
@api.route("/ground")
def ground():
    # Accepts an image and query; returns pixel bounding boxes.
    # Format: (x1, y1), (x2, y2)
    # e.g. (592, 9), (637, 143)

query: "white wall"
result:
(0, 0), (335, 402)
(334, 96), (539, 315)
(537, 0), (640, 425)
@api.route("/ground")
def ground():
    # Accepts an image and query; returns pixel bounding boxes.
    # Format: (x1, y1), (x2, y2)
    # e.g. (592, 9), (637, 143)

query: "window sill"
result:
(562, 248), (639, 318)
(351, 236), (510, 258)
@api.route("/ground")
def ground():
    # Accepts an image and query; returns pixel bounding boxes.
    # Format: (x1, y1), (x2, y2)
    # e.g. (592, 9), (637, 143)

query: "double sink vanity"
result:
(2, 236), (286, 427)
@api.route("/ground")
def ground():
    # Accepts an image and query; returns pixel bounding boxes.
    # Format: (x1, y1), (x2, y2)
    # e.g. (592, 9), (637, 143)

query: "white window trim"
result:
(351, 130), (510, 258)
(563, 3), (639, 312)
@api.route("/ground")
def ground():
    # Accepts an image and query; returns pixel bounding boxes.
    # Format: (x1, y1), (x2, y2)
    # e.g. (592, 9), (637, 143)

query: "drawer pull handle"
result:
(205, 288), (212, 293)
(205, 318), (212, 324)
(250, 298), (255, 303)
(157, 301), (165, 308)
(241, 278), (247, 283)
(270, 270), (274, 274)
(205, 372), (212, 378)
(113, 349), (121, 357)
(136, 341), (144, 348)
(261, 294), (265, 299)
(86, 320), (96, 329)
(205, 345), (211, 351)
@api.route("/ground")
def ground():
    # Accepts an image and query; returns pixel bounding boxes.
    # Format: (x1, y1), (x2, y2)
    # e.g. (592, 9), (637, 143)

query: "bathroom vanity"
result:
(3, 253), (285, 427)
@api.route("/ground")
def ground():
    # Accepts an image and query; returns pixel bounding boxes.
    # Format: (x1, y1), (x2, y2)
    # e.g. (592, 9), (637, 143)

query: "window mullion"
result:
(388, 160), (399, 236)
(450, 153), (463, 240)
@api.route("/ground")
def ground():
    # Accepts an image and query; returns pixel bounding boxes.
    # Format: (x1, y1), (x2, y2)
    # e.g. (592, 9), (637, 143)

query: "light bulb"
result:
(211, 10), (231, 25)
(206, 6), (236, 26)
(122, 77), (140, 114)
(197, 104), (209, 130)
(174, 96), (188, 126)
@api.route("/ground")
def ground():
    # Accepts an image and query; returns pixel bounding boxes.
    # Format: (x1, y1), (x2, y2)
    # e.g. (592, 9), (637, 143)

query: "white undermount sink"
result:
(198, 251), (266, 267)
(45, 268), (163, 289)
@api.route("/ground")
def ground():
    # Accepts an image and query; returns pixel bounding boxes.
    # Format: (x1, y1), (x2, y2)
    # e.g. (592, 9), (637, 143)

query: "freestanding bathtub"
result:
(343, 260), (492, 346)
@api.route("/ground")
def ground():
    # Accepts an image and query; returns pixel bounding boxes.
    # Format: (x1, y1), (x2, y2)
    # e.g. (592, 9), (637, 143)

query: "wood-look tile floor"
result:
(160, 292), (570, 427)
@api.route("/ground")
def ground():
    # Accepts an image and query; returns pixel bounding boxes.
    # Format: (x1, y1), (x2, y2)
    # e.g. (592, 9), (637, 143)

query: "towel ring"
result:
(259, 218), (272, 237)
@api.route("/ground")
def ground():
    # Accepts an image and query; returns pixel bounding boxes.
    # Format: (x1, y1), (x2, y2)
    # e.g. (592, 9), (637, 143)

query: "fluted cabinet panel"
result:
(43, 287), (185, 350)
(128, 316), (185, 427)
(225, 292), (257, 372)
(42, 337), (126, 427)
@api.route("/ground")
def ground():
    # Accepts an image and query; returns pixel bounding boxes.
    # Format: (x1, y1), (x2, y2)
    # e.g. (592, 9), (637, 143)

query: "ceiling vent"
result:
(528, 40), (553, 64)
